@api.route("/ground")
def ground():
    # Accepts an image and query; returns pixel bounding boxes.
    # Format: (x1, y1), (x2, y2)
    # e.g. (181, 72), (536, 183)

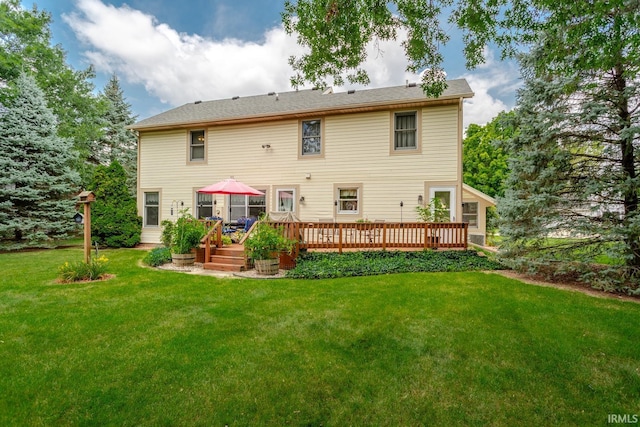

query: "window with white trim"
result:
(190, 130), (205, 161)
(301, 119), (322, 156)
(338, 188), (359, 213)
(463, 202), (478, 227)
(277, 189), (295, 212)
(144, 192), (159, 227)
(394, 112), (417, 150)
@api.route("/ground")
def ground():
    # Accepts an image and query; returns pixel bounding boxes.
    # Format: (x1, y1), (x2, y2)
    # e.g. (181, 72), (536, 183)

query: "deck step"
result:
(210, 255), (246, 266)
(214, 247), (245, 257)
(203, 262), (245, 272)
(203, 243), (248, 272)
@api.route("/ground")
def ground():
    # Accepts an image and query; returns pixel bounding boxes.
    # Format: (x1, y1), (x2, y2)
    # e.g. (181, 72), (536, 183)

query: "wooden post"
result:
(77, 191), (96, 264)
(83, 201), (91, 263)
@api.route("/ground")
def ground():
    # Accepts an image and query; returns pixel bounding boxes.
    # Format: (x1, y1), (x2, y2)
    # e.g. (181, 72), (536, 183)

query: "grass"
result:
(1, 248), (639, 425)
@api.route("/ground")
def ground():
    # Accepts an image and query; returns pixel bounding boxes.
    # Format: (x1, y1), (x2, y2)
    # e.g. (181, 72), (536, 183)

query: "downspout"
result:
(457, 97), (464, 222)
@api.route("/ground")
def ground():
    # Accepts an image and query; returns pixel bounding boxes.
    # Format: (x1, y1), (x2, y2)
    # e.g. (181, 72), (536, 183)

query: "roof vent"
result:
(232, 96), (239, 100)
(267, 92), (276, 96)
(347, 89), (356, 94)
(406, 82), (417, 88)
(194, 100), (202, 104)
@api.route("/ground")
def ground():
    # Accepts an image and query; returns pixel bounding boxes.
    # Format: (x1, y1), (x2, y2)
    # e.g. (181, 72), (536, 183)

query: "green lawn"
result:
(1, 248), (639, 426)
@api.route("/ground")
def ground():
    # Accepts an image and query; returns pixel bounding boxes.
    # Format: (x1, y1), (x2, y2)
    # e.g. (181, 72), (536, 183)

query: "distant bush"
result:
(286, 250), (504, 279)
(143, 247), (172, 267)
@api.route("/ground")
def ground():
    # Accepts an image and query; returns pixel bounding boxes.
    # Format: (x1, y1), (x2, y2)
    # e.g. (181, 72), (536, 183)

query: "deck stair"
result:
(203, 243), (248, 272)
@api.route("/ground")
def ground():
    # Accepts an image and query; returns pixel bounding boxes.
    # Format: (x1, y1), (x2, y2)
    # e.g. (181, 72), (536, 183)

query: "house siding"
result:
(138, 104), (465, 244)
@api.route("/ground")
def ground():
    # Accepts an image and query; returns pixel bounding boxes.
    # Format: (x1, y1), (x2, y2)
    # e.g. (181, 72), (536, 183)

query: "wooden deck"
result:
(272, 221), (468, 255)
(200, 221), (468, 271)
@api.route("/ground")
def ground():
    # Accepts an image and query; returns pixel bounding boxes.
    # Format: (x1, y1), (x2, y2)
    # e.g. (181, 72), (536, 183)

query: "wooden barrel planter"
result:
(172, 252), (196, 266)
(254, 258), (279, 275)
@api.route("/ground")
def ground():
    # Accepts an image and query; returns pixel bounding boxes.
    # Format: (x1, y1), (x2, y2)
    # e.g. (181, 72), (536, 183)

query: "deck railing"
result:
(200, 219), (223, 262)
(270, 221), (468, 254)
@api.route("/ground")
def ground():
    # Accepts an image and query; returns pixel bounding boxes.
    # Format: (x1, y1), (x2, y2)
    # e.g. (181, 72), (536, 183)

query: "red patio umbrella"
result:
(198, 178), (264, 196)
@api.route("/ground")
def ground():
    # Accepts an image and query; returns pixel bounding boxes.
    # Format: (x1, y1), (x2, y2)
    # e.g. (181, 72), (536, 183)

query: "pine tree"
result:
(89, 161), (141, 248)
(98, 74), (138, 195)
(499, 40), (640, 287)
(0, 0), (105, 187)
(0, 73), (80, 248)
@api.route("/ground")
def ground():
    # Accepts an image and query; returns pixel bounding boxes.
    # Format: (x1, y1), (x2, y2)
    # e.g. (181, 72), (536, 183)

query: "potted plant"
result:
(415, 198), (450, 248)
(168, 209), (205, 266)
(244, 220), (295, 275)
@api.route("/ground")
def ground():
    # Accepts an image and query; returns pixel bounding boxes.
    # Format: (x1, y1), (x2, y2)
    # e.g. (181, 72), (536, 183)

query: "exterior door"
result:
(429, 186), (456, 222)
(228, 191), (266, 221)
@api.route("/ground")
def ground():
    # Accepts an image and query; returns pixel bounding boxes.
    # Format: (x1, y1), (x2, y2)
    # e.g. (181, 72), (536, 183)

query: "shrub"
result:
(286, 250), (504, 279)
(58, 256), (109, 282)
(143, 247), (172, 267)
(89, 161), (142, 248)
(160, 220), (174, 248)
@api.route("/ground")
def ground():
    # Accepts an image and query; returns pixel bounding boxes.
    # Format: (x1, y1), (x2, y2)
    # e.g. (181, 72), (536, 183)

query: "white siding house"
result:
(132, 80), (494, 245)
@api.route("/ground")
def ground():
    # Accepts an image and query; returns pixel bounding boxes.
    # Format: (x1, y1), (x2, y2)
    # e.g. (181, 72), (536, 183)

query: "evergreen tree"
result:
(463, 111), (514, 199)
(98, 74), (138, 194)
(0, 0), (105, 186)
(89, 161), (141, 248)
(499, 40), (640, 287)
(0, 72), (80, 248)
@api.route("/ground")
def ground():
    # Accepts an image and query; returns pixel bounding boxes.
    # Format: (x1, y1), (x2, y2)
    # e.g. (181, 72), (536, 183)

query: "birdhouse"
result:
(73, 212), (84, 224)
(77, 191), (96, 204)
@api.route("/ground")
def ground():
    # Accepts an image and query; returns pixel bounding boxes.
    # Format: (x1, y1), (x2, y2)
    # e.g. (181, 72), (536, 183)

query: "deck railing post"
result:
(464, 222), (468, 249)
(205, 232), (211, 262)
(382, 223), (387, 250)
(338, 223), (343, 254)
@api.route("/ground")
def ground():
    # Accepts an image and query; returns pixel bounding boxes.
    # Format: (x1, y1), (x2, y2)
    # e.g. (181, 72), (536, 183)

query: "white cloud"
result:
(64, 0), (517, 126)
(458, 49), (521, 127)
(64, 0), (306, 105)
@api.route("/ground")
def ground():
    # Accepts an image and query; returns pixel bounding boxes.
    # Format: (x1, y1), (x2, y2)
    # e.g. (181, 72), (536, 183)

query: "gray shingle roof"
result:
(131, 79), (473, 131)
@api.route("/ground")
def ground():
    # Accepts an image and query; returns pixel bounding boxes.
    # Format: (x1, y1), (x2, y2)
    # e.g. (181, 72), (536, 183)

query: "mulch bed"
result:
(493, 270), (640, 303)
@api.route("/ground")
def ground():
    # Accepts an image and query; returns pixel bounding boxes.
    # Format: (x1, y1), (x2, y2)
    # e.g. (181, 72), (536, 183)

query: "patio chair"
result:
(366, 219), (385, 243)
(317, 218), (335, 243)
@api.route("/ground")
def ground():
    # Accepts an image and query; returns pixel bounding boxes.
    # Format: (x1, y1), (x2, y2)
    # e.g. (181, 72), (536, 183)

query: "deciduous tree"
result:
(463, 111), (514, 199)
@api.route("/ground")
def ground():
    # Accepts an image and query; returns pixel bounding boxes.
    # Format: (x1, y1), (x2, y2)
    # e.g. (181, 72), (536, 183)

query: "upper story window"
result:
(301, 119), (322, 157)
(144, 191), (159, 227)
(394, 112), (417, 151)
(189, 130), (205, 161)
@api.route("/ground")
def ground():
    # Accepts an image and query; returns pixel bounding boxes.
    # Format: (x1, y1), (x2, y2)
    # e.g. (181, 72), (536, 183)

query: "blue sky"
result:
(24, 0), (520, 126)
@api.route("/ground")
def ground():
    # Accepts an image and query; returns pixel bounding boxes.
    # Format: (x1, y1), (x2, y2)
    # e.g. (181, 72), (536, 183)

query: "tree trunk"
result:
(613, 65), (640, 271)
